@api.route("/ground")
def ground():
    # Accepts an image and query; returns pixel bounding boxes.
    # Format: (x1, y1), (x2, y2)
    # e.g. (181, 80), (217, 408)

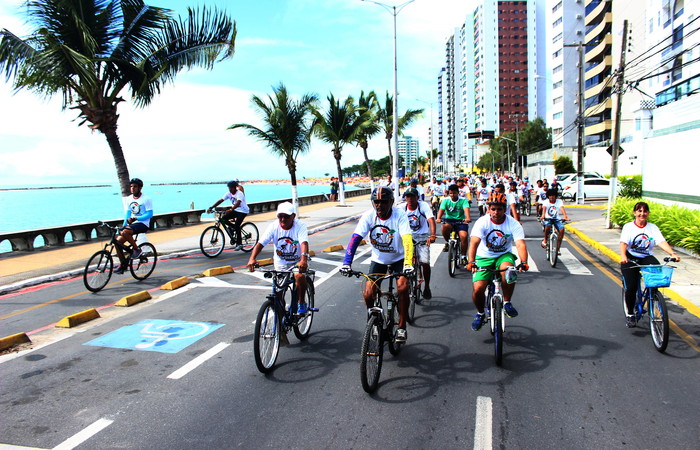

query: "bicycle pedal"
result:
(308, 307), (319, 312)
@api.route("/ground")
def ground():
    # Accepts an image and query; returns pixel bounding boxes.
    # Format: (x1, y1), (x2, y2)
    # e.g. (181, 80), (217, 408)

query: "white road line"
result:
(514, 247), (539, 272)
(429, 245), (441, 267)
(53, 418), (113, 450)
(559, 248), (593, 275)
(196, 277), (241, 287)
(473, 396), (493, 450)
(309, 256), (342, 266)
(167, 342), (230, 380)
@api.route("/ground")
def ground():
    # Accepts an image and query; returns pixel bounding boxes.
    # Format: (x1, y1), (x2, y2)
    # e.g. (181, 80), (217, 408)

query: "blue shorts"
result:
(127, 222), (149, 234)
(443, 219), (469, 233)
(543, 218), (565, 230)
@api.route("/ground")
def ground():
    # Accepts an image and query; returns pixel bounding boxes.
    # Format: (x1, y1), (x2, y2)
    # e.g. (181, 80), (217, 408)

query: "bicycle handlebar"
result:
(341, 269), (410, 279)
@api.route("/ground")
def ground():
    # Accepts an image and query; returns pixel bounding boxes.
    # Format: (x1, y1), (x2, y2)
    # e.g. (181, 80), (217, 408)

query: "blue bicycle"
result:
(623, 257), (677, 353)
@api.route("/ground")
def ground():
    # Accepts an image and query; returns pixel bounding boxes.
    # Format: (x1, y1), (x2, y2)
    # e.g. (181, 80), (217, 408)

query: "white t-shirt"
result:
(380, 180), (396, 191)
(471, 214), (525, 258)
(541, 198), (563, 220)
(432, 183), (446, 197)
(535, 187), (547, 202)
(505, 192), (518, 216)
(620, 221), (666, 259)
(126, 194), (153, 227)
(458, 186), (470, 200)
(222, 190), (249, 214)
(260, 219), (309, 269)
(477, 185), (492, 202)
(400, 200), (434, 235)
(353, 207), (412, 264)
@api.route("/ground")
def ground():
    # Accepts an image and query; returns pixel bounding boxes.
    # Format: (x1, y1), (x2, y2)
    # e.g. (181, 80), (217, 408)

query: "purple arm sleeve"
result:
(343, 233), (364, 265)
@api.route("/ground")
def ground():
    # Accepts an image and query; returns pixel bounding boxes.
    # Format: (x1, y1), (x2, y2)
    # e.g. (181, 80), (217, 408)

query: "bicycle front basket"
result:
(641, 266), (674, 288)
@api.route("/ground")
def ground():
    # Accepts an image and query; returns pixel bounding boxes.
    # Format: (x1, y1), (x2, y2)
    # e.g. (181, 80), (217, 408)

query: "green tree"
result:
(228, 83), (317, 213)
(376, 91), (423, 171)
(518, 117), (552, 155)
(354, 90), (381, 190)
(0, 0), (236, 196)
(476, 150), (503, 172)
(312, 94), (371, 205)
(554, 156), (575, 174)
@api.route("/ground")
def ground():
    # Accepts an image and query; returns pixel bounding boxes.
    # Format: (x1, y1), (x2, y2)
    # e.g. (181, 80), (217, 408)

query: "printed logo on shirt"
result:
(484, 229), (510, 253)
(631, 233), (654, 255)
(546, 205), (558, 218)
(369, 224), (396, 253)
(129, 201), (141, 215)
(276, 236), (300, 262)
(407, 211), (422, 231)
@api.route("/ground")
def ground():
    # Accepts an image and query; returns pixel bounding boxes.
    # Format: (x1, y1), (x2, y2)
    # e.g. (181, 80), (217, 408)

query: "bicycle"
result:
(541, 219), (569, 268)
(445, 221), (467, 278)
(623, 258), (677, 353)
(253, 265), (317, 373)
(408, 239), (427, 324)
(342, 269), (406, 393)
(476, 265), (522, 366)
(82, 222), (158, 293)
(200, 210), (259, 257)
(519, 193), (532, 216)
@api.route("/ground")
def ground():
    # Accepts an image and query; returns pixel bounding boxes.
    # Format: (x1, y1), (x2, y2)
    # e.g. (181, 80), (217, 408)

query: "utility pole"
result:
(509, 113), (526, 177)
(564, 42), (586, 205)
(606, 20), (629, 228)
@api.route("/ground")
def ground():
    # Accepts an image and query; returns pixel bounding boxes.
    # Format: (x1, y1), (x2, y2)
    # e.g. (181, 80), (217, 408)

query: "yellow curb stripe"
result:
(661, 287), (700, 319)
(323, 244), (344, 252)
(202, 266), (234, 276)
(566, 224), (621, 264)
(256, 259), (273, 267)
(56, 308), (100, 328)
(308, 250), (316, 257)
(0, 332), (31, 352)
(161, 276), (190, 290)
(115, 290), (152, 307)
(670, 320), (700, 352)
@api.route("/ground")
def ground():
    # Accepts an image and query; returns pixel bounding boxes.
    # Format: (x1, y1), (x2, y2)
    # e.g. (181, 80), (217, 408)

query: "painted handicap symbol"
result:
(85, 319), (225, 353)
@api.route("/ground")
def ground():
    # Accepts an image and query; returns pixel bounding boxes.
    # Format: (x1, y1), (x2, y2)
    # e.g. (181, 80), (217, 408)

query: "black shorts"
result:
(128, 222), (149, 234)
(368, 260), (405, 284)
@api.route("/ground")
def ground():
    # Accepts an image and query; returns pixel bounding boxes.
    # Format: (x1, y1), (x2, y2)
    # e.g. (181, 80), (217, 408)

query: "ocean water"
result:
(0, 182), (354, 252)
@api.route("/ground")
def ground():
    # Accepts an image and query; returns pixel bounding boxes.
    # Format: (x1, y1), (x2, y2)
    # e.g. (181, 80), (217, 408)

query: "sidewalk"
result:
(1, 199), (698, 320)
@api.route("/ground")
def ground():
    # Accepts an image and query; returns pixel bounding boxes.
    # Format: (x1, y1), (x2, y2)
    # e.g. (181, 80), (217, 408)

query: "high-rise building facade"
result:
(398, 136), (420, 173)
(583, 0), (613, 146)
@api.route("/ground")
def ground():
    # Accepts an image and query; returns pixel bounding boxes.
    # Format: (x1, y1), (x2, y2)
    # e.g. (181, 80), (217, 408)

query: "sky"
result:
(0, 0), (476, 186)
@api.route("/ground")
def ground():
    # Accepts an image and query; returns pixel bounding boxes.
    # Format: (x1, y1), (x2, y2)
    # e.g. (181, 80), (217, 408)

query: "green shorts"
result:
(472, 253), (517, 282)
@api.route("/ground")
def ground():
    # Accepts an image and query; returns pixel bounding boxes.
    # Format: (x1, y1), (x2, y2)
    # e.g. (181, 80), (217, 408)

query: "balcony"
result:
(586, 55), (612, 77)
(585, 119), (612, 136)
(585, 0), (609, 26)
(585, 97), (612, 117)
(585, 34), (612, 62)
(585, 12), (611, 44)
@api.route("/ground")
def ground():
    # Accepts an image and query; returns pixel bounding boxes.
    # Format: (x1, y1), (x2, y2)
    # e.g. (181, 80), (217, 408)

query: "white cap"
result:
(277, 202), (295, 216)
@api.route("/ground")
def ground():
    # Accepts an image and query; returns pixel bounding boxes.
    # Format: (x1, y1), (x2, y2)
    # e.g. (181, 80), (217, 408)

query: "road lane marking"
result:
(167, 342), (230, 380)
(53, 418), (113, 450)
(474, 396), (492, 450)
(308, 256), (343, 266)
(559, 248), (593, 275)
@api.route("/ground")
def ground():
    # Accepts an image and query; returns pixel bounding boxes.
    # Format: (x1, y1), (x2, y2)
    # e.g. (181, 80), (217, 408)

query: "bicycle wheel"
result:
(387, 301), (402, 356)
(448, 241), (457, 278)
(549, 231), (558, 267)
(293, 280), (315, 340)
(130, 243), (157, 280)
(360, 314), (383, 393)
(413, 259), (423, 305)
(239, 222), (259, 252)
(254, 299), (281, 373)
(200, 226), (226, 258)
(83, 250), (113, 292)
(649, 290), (669, 352)
(526, 201), (532, 216)
(492, 297), (504, 366)
(407, 275), (417, 325)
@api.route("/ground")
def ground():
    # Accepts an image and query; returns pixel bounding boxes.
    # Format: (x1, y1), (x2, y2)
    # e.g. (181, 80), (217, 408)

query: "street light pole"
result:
(415, 98), (434, 183)
(363, 0), (415, 196)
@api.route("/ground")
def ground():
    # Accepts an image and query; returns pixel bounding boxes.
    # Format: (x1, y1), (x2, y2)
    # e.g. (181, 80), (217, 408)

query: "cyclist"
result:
(619, 201), (680, 328)
(476, 178), (492, 217)
(457, 178), (472, 206)
(247, 202), (311, 315)
(507, 181), (521, 222)
(539, 189), (570, 254)
(340, 187), (414, 343)
(115, 177), (153, 274)
(437, 184), (471, 264)
(467, 192), (529, 331)
(429, 177), (446, 214)
(207, 180), (250, 250)
(401, 178), (425, 201)
(535, 181), (548, 217)
(400, 187), (437, 299)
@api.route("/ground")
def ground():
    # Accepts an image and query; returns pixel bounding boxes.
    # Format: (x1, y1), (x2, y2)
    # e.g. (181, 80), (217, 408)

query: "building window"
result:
(554, 127), (563, 135)
(553, 96), (563, 104)
(553, 112), (563, 120)
(553, 32), (563, 43)
(553, 81), (562, 89)
(552, 1), (562, 13)
(553, 49), (562, 58)
(553, 65), (563, 74)
(553, 18), (562, 27)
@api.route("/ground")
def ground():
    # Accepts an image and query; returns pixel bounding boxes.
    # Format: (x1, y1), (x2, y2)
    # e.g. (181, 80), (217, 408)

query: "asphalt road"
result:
(1, 207), (699, 449)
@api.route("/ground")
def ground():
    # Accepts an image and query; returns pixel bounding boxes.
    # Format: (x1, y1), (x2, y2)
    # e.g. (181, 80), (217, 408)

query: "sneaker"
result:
(131, 248), (142, 259)
(471, 313), (486, 331)
(541, 240), (546, 248)
(504, 302), (518, 318)
(625, 315), (637, 328)
(423, 286), (432, 300)
(395, 328), (407, 343)
(233, 244), (244, 251)
(114, 266), (125, 275)
(443, 243), (449, 252)
(297, 302), (308, 315)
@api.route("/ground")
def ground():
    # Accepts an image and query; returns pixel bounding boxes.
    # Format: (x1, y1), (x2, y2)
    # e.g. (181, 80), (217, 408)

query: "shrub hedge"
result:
(609, 197), (700, 255)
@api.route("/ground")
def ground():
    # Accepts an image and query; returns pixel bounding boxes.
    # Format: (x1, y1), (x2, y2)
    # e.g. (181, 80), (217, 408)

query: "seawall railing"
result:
(0, 188), (370, 253)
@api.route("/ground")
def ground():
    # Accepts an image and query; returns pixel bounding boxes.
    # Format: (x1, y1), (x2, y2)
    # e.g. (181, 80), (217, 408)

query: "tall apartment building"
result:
(398, 136), (420, 173)
(583, 0), (613, 146)
(548, 0), (585, 148)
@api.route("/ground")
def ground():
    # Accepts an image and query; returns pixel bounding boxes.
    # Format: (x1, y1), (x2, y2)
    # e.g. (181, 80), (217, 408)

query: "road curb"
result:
(566, 224), (700, 320)
(0, 332), (31, 352)
(323, 244), (344, 252)
(202, 266), (234, 276)
(115, 290), (152, 307)
(56, 308), (100, 328)
(161, 276), (190, 290)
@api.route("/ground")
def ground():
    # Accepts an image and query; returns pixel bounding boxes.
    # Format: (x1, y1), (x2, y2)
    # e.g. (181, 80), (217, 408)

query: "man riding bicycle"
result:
(247, 202), (310, 315)
(207, 180), (250, 250)
(467, 192), (529, 331)
(340, 187), (414, 343)
(115, 178), (153, 274)
(437, 184), (471, 264)
(539, 189), (570, 255)
(400, 187), (437, 299)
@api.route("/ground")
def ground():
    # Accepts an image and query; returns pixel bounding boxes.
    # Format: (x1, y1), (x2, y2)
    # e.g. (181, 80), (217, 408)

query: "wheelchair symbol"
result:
(135, 322), (210, 349)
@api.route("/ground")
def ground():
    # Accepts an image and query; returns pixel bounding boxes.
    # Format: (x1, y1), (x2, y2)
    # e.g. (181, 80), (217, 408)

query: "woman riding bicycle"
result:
(539, 189), (570, 255)
(620, 201), (680, 328)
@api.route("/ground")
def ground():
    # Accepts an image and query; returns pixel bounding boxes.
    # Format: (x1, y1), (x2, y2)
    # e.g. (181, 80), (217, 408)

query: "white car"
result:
(560, 177), (616, 201)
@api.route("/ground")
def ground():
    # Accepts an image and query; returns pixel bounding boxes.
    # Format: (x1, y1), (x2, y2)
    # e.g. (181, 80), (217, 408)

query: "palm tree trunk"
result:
(104, 129), (131, 198)
(288, 159), (299, 215)
(333, 148), (346, 206)
(361, 144), (375, 192)
(386, 138), (393, 170)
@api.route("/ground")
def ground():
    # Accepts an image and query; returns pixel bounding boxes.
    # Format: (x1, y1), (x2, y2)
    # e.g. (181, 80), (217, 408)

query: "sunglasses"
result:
(277, 214), (292, 219)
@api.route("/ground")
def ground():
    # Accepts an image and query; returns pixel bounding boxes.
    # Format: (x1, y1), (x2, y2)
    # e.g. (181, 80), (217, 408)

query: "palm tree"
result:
(354, 90), (381, 192)
(376, 91), (423, 171)
(312, 94), (371, 206)
(0, 0), (236, 196)
(228, 83), (317, 214)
